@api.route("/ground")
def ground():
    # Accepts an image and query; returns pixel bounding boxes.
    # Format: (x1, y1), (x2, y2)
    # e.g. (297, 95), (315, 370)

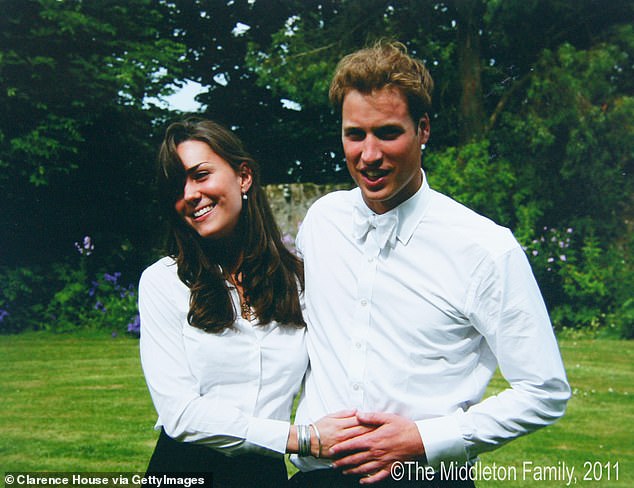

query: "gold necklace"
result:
(241, 298), (254, 321)
(227, 270), (255, 321)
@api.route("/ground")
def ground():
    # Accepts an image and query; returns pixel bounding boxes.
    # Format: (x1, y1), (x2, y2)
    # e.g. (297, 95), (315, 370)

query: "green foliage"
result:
(604, 233), (634, 339)
(85, 272), (139, 335)
(522, 228), (633, 338)
(426, 139), (516, 225)
(485, 25), (634, 336)
(497, 29), (634, 241)
(245, 8), (348, 109)
(1, 236), (140, 336)
(0, 0), (183, 266)
(45, 260), (93, 333)
(0, 0), (183, 185)
(1, 1), (632, 336)
(0, 266), (46, 333)
(44, 241), (139, 336)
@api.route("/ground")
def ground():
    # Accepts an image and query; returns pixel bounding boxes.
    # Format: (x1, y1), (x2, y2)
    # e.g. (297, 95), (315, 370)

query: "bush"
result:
(0, 266), (47, 333)
(522, 226), (633, 338)
(1, 236), (139, 336)
(426, 139), (517, 226)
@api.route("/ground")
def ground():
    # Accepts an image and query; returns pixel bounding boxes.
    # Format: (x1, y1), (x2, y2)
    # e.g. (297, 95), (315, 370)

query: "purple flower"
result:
(104, 272), (121, 284)
(94, 301), (106, 312)
(0, 309), (9, 322)
(127, 314), (141, 335)
(89, 281), (99, 297)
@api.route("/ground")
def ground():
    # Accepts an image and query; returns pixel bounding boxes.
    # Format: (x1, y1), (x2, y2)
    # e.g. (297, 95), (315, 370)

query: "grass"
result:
(475, 338), (633, 486)
(0, 331), (156, 473)
(1, 333), (632, 486)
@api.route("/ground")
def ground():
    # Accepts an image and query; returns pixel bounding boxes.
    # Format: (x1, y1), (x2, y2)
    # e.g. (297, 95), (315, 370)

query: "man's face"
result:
(341, 86), (429, 214)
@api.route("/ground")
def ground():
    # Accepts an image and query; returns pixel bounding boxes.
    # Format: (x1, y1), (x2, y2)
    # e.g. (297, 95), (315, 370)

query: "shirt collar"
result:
(352, 170), (431, 247)
(395, 171), (431, 245)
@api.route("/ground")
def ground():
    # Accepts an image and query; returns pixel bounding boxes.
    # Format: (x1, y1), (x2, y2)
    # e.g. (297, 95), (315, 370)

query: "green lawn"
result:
(1, 333), (632, 486)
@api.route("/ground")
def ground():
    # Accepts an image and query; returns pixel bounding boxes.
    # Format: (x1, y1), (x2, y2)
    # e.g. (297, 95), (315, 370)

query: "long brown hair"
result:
(157, 117), (305, 332)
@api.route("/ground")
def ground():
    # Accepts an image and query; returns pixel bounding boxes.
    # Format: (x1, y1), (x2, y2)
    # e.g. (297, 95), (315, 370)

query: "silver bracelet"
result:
(301, 424), (311, 457)
(310, 423), (322, 458)
(297, 424), (311, 457)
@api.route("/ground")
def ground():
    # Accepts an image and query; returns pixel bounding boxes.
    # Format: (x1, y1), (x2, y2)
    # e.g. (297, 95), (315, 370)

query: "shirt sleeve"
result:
(417, 246), (571, 468)
(138, 262), (290, 456)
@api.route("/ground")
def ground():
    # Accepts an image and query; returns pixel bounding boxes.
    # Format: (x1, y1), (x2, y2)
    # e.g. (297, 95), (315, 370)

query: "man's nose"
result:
(361, 136), (382, 164)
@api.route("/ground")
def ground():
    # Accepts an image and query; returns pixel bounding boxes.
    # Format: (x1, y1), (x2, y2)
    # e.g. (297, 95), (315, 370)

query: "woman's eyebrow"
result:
(184, 162), (207, 174)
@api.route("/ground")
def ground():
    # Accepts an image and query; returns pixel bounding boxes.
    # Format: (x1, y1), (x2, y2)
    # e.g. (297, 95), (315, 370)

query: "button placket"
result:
(347, 235), (380, 408)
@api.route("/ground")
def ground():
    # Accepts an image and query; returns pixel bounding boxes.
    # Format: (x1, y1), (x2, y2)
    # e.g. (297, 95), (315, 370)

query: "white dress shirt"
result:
(139, 256), (308, 456)
(293, 174), (570, 470)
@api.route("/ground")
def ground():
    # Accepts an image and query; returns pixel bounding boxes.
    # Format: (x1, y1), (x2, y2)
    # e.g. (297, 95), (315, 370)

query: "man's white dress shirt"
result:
(293, 174), (570, 471)
(139, 256), (308, 456)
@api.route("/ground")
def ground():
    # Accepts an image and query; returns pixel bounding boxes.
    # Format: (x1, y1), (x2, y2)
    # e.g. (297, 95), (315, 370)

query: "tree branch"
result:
(486, 72), (532, 133)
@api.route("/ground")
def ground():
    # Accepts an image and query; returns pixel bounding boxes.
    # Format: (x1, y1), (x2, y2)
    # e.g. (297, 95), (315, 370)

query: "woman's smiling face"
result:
(173, 139), (251, 240)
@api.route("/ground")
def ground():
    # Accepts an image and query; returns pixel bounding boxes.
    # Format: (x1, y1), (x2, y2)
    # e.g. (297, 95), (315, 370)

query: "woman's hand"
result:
(311, 409), (375, 459)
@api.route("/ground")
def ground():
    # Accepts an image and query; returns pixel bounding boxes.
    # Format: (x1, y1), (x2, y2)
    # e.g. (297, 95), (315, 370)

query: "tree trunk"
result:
(455, 0), (486, 144)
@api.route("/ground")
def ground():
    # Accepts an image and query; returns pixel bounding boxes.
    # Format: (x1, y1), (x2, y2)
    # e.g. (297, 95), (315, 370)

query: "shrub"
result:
(2, 236), (140, 336)
(426, 139), (517, 226)
(85, 271), (140, 337)
(522, 226), (632, 338)
(0, 266), (47, 333)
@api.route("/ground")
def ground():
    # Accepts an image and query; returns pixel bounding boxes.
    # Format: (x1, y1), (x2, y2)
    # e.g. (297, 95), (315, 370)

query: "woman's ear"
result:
(239, 162), (253, 194)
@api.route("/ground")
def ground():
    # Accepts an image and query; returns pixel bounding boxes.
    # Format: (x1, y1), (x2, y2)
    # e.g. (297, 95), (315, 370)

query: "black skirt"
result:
(145, 428), (288, 488)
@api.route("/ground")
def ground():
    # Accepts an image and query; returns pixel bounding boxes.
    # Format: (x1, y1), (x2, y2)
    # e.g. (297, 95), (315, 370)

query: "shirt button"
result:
(355, 342), (362, 349)
(360, 299), (368, 306)
(352, 383), (360, 391)
(368, 257), (374, 263)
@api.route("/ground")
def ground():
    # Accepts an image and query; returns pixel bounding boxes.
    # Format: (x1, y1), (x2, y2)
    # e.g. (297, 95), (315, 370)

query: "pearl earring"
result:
(242, 193), (248, 201)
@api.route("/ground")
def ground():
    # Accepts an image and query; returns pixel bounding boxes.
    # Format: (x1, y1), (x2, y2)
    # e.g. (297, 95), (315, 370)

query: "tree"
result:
(455, 0), (486, 143)
(0, 0), (184, 266)
(166, 0), (347, 183)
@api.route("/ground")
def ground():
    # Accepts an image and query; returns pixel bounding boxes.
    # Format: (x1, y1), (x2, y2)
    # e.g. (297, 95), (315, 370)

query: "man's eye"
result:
(345, 130), (365, 141)
(377, 128), (402, 140)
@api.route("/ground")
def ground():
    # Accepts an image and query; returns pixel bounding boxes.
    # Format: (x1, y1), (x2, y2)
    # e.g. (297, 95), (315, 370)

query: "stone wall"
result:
(264, 182), (353, 246)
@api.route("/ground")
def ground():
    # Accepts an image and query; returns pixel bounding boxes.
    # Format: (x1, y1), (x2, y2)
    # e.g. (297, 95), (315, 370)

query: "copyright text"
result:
(4, 474), (210, 488)
(390, 460), (620, 485)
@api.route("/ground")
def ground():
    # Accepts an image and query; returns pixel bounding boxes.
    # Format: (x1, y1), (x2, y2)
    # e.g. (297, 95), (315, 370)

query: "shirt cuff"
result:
(416, 414), (467, 469)
(246, 417), (290, 454)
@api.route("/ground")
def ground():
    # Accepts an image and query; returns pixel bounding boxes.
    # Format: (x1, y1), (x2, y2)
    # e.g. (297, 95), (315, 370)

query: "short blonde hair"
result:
(329, 41), (434, 123)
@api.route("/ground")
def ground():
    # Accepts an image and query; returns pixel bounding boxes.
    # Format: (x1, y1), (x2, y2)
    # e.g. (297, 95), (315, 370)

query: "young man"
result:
(290, 42), (570, 486)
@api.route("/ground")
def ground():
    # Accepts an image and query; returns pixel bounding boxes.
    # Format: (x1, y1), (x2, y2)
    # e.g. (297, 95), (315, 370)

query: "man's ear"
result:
(239, 162), (253, 194)
(418, 114), (430, 144)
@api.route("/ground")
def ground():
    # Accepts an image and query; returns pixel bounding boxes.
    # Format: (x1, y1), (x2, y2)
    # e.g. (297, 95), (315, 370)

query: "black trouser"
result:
(145, 428), (287, 488)
(289, 468), (476, 487)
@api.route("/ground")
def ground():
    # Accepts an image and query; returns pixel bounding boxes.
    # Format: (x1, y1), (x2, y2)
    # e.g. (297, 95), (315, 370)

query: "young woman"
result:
(139, 118), (363, 487)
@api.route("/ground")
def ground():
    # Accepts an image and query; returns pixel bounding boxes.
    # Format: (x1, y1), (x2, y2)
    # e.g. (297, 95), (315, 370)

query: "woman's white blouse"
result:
(138, 256), (307, 456)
